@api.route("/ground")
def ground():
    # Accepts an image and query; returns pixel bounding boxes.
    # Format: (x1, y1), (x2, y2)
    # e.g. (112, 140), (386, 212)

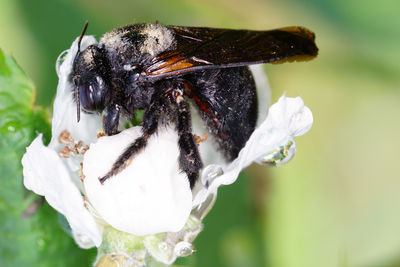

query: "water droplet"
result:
(201, 165), (223, 188)
(258, 140), (295, 166)
(174, 241), (195, 257)
(56, 50), (69, 77)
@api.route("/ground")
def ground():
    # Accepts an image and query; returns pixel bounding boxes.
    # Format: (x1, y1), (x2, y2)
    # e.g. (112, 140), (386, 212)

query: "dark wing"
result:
(144, 26), (318, 78)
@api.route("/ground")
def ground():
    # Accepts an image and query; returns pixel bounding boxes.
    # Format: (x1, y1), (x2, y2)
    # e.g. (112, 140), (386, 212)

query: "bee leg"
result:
(99, 97), (161, 184)
(174, 92), (203, 189)
(104, 104), (121, 136)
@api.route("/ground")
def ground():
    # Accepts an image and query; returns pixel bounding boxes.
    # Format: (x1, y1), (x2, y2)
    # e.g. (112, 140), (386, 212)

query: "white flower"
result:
(83, 126), (192, 235)
(21, 35), (313, 264)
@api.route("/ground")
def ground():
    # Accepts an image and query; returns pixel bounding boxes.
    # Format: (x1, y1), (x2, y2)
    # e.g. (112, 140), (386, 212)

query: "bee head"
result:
(72, 22), (111, 122)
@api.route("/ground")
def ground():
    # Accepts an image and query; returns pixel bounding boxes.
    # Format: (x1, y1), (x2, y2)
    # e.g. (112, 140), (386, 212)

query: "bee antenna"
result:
(77, 21), (89, 54)
(74, 21), (88, 123)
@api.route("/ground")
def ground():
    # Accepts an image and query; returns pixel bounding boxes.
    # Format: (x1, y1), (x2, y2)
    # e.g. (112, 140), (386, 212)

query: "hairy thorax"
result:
(100, 23), (176, 71)
(99, 23), (177, 112)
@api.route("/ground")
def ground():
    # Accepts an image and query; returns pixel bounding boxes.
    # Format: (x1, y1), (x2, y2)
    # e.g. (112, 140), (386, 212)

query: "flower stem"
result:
(95, 225), (147, 266)
(95, 253), (172, 267)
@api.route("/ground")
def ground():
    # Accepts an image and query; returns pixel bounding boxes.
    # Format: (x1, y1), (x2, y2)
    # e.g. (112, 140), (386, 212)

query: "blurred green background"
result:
(0, 0), (399, 266)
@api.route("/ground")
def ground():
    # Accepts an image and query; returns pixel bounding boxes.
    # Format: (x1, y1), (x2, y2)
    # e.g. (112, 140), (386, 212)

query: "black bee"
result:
(72, 22), (318, 188)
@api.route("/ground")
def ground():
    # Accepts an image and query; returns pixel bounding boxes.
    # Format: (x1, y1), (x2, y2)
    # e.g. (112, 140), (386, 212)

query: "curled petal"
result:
(267, 95), (313, 137)
(50, 36), (102, 150)
(22, 135), (102, 247)
(192, 95), (313, 207)
(83, 126), (192, 236)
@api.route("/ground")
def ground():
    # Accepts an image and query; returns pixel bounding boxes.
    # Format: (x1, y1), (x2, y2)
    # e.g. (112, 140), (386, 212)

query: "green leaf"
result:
(0, 48), (96, 266)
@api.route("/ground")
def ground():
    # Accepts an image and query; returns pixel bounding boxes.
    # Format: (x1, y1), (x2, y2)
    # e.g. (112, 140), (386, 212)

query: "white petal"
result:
(50, 36), (102, 150)
(22, 135), (102, 247)
(192, 95), (313, 207)
(83, 126), (192, 236)
(267, 95), (313, 137)
(250, 65), (271, 124)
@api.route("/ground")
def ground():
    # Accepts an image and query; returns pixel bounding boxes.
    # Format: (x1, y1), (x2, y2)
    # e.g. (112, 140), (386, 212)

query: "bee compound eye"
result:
(92, 76), (106, 110)
(79, 85), (95, 111)
(79, 75), (107, 112)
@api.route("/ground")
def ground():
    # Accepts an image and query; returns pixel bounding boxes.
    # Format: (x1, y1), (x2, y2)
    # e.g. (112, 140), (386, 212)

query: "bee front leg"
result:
(104, 104), (121, 136)
(99, 96), (161, 184)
